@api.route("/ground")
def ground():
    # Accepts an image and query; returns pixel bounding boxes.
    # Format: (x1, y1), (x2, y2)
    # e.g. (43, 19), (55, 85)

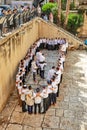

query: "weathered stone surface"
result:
(23, 114), (44, 127)
(0, 125), (5, 130)
(58, 101), (69, 109)
(64, 110), (75, 118)
(23, 125), (42, 130)
(69, 102), (83, 111)
(43, 128), (51, 130)
(14, 105), (22, 112)
(56, 109), (63, 117)
(10, 111), (25, 124)
(42, 116), (59, 128)
(6, 124), (22, 130)
(60, 117), (79, 130)
(46, 109), (55, 116)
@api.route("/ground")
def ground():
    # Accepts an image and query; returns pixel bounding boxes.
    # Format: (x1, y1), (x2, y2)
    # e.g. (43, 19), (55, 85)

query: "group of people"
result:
(16, 37), (68, 114)
(0, 5), (39, 36)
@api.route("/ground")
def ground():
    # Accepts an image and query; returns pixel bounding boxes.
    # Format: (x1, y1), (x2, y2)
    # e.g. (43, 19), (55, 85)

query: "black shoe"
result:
(41, 111), (46, 114)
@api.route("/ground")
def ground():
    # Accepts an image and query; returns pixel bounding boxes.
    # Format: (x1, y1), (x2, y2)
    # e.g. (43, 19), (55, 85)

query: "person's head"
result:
(20, 82), (22, 86)
(47, 80), (52, 85)
(36, 88), (40, 93)
(42, 85), (46, 89)
(51, 77), (55, 82)
(56, 67), (59, 71)
(23, 85), (27, 89)
(52, 66), (55, 69)
(28, 85), (32, 90)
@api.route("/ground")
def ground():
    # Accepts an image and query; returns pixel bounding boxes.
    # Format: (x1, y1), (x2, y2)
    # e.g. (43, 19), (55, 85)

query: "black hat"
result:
(36, 88), (40, 92)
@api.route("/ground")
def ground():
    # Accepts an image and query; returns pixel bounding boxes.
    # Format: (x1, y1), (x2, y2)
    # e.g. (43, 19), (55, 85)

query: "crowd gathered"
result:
(0, 6), (35, 34)
(16, 38), (68, 114)
(0, 3), (54, 36)
(0, 5), (39, 35)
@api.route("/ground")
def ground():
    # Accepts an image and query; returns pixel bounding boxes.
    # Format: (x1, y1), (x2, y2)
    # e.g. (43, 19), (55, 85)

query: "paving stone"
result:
(69, 102), (83, 111)
(0, 125), (5, 130)
(6, 124), (22, 130)
(58, 101), (69, 109)
(10, 111), (25, 124)
(39, 80), (47, 86)
(42, 116), (59, 128)
(23, 114), (44, 127)
(60, 117), (79, 130)
(51, 129), (63, 130)
(68, 88), (78, 96)
(23, 125), (42, 130)
(64, 95), (70, 102)
(35, 128), (42, 130)
(56, 109), (63, 117)
(69, 96), (79, 102)
(43, 128), (51, 130)
(14, 105), (22, 112)
(64, 110), (75, 118)
(57, 94), (64, 102)
(46, 109), (55, 116)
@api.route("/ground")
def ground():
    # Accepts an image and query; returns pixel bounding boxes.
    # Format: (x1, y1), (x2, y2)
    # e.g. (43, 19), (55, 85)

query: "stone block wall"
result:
(0, 19), (39, 111)
(38, 18), (84, 50)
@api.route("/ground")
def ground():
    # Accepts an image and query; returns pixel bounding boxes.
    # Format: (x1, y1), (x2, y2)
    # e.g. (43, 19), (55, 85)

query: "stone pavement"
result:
(0, 50), (87, 130)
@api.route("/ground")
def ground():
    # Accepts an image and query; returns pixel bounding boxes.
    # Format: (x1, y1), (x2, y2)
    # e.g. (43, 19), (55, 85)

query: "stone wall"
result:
(0, 19), (39, 111)
(38, 18), (84, 50)
(0, 17), (85, 112)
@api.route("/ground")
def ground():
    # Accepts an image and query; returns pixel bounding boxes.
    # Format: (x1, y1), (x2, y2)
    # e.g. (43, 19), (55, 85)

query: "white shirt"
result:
(39, 54), (45, 62)
(18, 86), (22, 95)
(47, 69), (56, 80)
(34, 92), (42, 104)
(55, 75), (61, 84)
(36, 51), (42, 61)
(41, 89), (48, 98)
(21, 88), (28, 101)
(31, 61), (37, 72)
(47, 85), (53, 94)
(66, 42), (68, 48)
(59, 64), (63, 74)
(52, 81), (58, 93)
(61, 44), (66, 52)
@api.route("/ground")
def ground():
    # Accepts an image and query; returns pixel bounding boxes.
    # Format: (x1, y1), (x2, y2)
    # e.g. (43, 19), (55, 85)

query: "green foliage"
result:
(70, 2), (75, 10)
(61, 0), (66, 10)
(42, 2), (58, 15)
(67, 13), (84, 34)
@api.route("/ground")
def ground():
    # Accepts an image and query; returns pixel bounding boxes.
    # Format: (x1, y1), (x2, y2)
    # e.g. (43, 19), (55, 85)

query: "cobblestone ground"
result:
(0, 50), (87, 130)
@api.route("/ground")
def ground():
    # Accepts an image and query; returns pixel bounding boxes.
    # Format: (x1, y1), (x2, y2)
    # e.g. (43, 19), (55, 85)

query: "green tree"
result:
(42, 2), (57, 15)
(67, 13), (84, 34)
